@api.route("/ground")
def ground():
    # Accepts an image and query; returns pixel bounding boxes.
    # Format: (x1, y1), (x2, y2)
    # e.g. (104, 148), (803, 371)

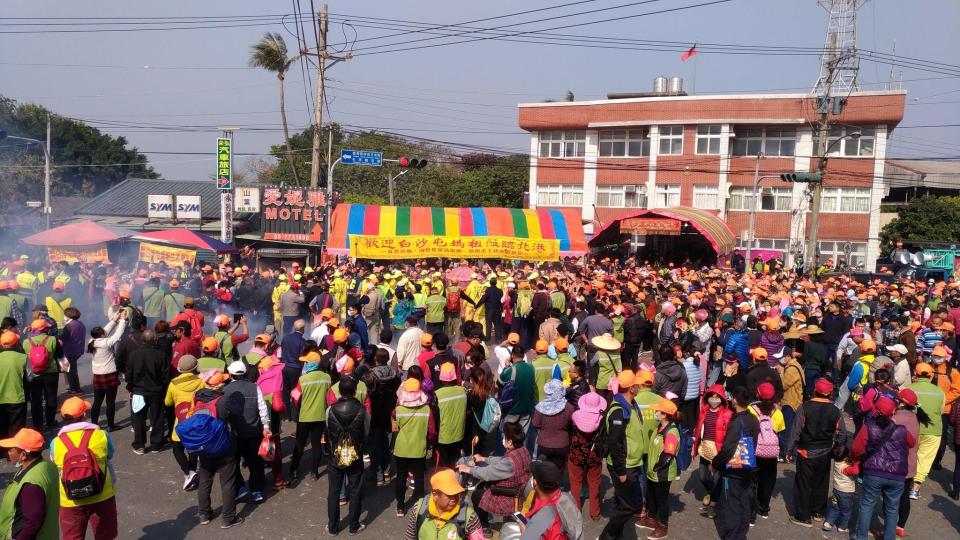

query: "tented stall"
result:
(588, 207), (736, 264)
(327, 204), (588, 261)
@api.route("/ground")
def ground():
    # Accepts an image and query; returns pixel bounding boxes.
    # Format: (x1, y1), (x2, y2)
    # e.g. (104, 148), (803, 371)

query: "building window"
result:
(536, 184), (583, 206)
(538, 131), (586, 158)
(595, 185), (647, 208)
(658, 126), (683, 155)
(817, 126), (875, 157)
(693, 185), (719, 209)
(731, 127), (796, 157)
(820, 187), (871, 213)
(599, 129), (650, 157)
(818, 240), (867, 268)
(736, 237), (789, 251)
(728, 187), (792, 211)
(696, 125), (721, 154)
(653, 184), (680, 207)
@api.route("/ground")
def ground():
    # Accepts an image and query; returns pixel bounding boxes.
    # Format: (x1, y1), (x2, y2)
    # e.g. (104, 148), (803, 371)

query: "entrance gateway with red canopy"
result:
(326, 204), (588, 261)
(588, 206), (736, 265)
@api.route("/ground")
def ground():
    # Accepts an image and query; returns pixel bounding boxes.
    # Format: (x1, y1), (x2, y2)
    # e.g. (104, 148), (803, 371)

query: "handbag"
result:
(725, 418), (756, 470)
(604, 353), (621, 394)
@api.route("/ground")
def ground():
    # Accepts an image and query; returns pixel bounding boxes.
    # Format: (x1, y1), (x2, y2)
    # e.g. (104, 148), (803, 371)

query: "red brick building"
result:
(518, 87), (906, 268)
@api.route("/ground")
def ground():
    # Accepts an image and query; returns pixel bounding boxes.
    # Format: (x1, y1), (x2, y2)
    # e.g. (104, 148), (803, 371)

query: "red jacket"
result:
(523, 489), (566, 540)
(692, 384), (733, 451)
(170, 337), (201, 371)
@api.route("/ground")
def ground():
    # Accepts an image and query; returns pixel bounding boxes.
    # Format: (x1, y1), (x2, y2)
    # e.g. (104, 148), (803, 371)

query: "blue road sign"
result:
(340, 149), (382, 167)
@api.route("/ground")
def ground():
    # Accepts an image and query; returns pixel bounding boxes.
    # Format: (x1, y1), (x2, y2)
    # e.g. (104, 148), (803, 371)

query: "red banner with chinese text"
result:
(619, 217), (681, 235)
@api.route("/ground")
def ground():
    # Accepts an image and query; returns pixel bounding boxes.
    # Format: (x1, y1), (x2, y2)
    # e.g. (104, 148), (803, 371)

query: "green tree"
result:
(249, 32), (301, 185)
(0, 96), (157, 213)
(879, 195), (960, 254)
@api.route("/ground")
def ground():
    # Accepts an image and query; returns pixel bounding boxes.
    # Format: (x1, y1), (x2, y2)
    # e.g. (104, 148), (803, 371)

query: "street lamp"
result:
(0, 116), (52, 229)
(744, 152), (783, 273)
(388, 169), (408, 206)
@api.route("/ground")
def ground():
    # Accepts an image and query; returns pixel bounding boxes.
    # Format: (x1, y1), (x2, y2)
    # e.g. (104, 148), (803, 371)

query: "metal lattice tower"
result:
(812, 0), (868, 95)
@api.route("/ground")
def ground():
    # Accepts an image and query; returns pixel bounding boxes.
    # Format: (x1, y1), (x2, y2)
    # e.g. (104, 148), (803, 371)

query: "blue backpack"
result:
(176, 413), (230, 458)
(474, 397), (502, 433)
(674, 425), (694, 472)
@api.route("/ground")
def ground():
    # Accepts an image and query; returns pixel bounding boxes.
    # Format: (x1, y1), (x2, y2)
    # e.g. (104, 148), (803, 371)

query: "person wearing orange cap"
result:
(907, 362), (946, 501)
(637, 397), (682, 539)
(197, 337), (226, 373)
(415, 333), (435, 375)
(23, 314), (63, 430)
(212, 313), (248, 364)
(0, 280), (23, 328)
(0, 330), (27, 440)
(52, 397), (119, 540)
(404, 468), (483, 540)
(926, 339), (960, 472)
(289, 350), (330, 482)
(42, 281), (72, 328)
(392, 376), (433, 517)
(0, 427), (58, 539)
(598, 369), (647, 540)
(434, 362), (468, 469)
(169, 294), (203, 344)
(531, 339), (556, 404)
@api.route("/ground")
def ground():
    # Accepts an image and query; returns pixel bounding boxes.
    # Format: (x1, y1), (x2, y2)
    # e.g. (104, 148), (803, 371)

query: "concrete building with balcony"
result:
(518, 79), (906, 268)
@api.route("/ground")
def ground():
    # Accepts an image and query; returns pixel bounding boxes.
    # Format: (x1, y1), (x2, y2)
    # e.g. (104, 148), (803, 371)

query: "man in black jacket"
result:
(478, 278), (504, 343)
(125, 330), (171, 454)
(786, 377), (844, 527)
(622, 307), (647, 371)
(712, 386), (760, 540)
(325, 376), (370, 535)
(744, 347), (784, 400)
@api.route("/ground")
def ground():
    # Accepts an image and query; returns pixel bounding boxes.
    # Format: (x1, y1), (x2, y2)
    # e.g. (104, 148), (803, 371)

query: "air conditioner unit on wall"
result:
(625, 185), (637, 193)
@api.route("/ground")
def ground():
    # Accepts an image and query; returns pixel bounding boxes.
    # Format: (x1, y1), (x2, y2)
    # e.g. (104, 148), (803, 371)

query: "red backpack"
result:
(446, 288), (461, 313)
(179, 311), (204, 342)
(59, 430), (106, 500)
(28, 335), (53, 375)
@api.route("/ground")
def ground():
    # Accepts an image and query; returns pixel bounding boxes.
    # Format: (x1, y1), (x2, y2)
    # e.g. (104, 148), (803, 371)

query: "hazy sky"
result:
(2, 0), (958, 180)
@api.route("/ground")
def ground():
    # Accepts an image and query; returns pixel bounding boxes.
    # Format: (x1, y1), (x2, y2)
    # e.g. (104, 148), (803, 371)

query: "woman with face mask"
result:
(691, 385), (732, 518)
(635, 398), (682, 540)
(0, 428), (59, 540)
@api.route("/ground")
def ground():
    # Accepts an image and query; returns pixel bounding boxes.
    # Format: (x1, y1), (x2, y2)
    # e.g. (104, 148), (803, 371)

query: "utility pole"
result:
(308, 3), (328, 190)
(388, 170), (408, 206)
(44, 114), (51, 230)
(805, 33), (836, 278)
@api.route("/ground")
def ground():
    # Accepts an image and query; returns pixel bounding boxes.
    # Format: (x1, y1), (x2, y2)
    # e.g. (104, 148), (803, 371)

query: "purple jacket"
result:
(862, 419), (909, 481)
(760, 331), (785, 367)
(60, 318), (87, 359)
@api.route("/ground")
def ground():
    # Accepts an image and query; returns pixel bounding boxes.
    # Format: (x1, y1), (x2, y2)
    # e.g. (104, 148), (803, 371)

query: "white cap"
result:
(227, 361), (247, 376)
(887, 344), (908, 355)
(743, 288), (751, 294)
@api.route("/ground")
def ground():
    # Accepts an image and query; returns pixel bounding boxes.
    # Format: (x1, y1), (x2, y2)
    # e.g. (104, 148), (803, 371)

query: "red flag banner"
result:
(681, 43), (698, 62)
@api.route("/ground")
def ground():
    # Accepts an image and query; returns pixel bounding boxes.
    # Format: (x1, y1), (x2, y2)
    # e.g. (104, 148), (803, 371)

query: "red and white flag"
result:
(681, 43), (698, 62)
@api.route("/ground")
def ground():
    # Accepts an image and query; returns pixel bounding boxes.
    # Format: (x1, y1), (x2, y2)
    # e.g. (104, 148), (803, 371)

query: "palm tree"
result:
(250, 32), (300, 185)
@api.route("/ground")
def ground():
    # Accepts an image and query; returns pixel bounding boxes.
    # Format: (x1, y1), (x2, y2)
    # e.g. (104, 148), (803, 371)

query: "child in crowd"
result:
(823, 443), (856, 533)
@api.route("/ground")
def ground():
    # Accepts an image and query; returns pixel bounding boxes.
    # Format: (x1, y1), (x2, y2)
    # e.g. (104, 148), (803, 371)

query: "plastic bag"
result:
(258, 436), (276, 461)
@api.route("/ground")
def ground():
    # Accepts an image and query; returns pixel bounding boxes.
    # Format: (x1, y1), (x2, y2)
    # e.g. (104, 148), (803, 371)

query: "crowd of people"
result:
(0, 251), (958, 540)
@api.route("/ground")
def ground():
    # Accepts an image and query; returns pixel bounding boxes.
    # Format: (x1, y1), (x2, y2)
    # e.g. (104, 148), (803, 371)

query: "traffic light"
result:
(780, 172), (823, 183)
(399, 156), (428, 169)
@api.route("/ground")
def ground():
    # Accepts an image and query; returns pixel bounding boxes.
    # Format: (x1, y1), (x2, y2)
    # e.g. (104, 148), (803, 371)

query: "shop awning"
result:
(327, 204), (588, 260)
(589, 206), (736, 255)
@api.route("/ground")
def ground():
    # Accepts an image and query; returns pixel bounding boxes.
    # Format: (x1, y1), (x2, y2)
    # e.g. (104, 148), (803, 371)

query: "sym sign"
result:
(147, 195), (202, 220)
(260, 187), (326, 243)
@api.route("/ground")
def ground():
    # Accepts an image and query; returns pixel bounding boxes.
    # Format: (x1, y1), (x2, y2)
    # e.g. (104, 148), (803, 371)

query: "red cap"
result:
(814, 378), (834, 396)
(897, 388), (918, 407)
(874, 396), (896, 417)
(756, 382), (776, 401)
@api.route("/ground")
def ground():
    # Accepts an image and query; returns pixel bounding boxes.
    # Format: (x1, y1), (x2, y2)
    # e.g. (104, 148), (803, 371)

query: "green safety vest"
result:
(908, 380), (945, 436)
(0, 460), (59, 540)
(425, 295), (447, 324)
(8, 293), (26, 315)
(413, 292), (427, 309)
(634, 390), (662, 441)
(611, 316), (625, 344)
(435, 385), (467, 444)
(0, 350), (26, 405)
(245, 352), (265, 369)
(214, 331), (235, 361)
(163, 292), (186, 321)
(596, 352), (622, 392)
(549, 290), (566, 312)
(414, 496), (474, 540)
(298, 370), (332, 423)
(23, 335), (57, 375)
(646, 423), (680, 482)
(142, 285), (164, 318)
(331, 380), (368, 404)
(555, 353), (574, 378)
(394, 404), (430, 458)
(532, 355), (556, 403)
(0, 296), (12, 320)
(605, 399), (646, 470)
(197, 356), (225, 373)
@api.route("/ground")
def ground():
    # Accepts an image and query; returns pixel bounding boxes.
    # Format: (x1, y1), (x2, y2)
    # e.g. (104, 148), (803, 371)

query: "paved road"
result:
(1, 354), (958, 540)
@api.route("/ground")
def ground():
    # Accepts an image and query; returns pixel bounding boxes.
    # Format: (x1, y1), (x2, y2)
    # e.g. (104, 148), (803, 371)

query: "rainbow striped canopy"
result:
(327, 204), (588, 258)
